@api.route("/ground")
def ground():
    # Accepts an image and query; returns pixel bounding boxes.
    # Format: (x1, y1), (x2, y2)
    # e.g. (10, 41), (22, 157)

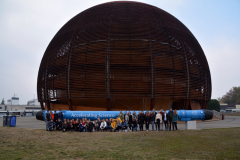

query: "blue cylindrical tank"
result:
(38, 109), (212, 121)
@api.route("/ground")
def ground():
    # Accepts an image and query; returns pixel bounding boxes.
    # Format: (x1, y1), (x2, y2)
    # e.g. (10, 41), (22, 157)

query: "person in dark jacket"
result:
(145, 111), (150, 131)
(54, 110), (58, 125)
(168, 108), (174, 131)
(131, 118), (138, 131)
(128, 112), (132, 131)
(75, 119), (79, 131)
(139, 111), (145, 131)
(46, 110), (51, 131)
(56, 119), (63, 131)
(163, 110), (169, 131)
(48, 119), (55, 131)
(62, 121), (67, 132)
(58, 110), (63, 121)
(66, 119), (71, 131)
(87, 120), (93, 132)
(105, 118), (112, 131)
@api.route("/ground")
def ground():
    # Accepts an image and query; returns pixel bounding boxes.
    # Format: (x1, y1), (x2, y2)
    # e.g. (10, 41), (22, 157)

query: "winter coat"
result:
(155, 113), (162, 123)
(172, 113), (179, 122)
(118, 113), (124, 121)
(124, 114), (129, 122)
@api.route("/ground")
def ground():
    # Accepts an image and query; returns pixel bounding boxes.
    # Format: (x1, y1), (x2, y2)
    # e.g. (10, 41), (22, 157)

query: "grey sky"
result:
(0, 0), (239, 104)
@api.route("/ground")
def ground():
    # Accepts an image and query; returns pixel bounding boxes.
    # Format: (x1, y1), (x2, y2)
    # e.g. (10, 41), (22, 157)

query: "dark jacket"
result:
(145, 115), (150, 123)
(58, 112), (63, 121)
(54, 113), (58, 122)
(162, 113), (169, 122)
(140, 114), (145, 122)
(48, 121), (55, 129)
(129, 114), (132, 123)
(46, 113), (51, 121)
(56, 121), (63, 129)
(168, 111), (174, 121)
(132, 120), (137, 127)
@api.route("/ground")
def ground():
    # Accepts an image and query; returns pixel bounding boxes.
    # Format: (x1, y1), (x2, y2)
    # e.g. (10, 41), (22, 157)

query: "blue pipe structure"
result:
(36, 110), (213, 121)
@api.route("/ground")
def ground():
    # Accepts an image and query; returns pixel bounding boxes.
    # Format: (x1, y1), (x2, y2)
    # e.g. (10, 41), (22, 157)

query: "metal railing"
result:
(213, 110), (222, 120)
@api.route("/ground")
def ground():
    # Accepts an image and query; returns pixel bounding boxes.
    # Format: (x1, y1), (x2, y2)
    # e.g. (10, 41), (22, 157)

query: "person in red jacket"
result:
(50, 110), (54, 120)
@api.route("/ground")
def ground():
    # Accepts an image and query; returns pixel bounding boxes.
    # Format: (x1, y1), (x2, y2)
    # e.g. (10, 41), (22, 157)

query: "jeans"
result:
(173, 122), (177, 130)
(105, 126), (112, 131)
(132, 125), (137, 131)
(151, 121), (155, 131)
(157, 119), (160, 130)
(169, 120), (172, 130)
(146, 122), (149, 130)
(164, 121), (168, 130)
(83, 127), (86, 132)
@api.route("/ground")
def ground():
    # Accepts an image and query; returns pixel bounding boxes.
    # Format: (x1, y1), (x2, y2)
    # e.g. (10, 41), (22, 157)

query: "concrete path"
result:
(0, 116), (240, 130)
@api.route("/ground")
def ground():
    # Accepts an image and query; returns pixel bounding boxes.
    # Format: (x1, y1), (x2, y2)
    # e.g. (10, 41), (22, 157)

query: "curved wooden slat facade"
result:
(37, 1), (211, 111)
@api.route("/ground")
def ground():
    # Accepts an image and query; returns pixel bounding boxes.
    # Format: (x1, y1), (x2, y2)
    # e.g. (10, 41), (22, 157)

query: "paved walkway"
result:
(0, 116), (240, 130)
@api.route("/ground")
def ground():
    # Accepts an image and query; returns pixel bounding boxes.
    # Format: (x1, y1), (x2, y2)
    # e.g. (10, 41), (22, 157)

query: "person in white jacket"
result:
(100, 119), (107, 131)
(155, 111), (162, 131)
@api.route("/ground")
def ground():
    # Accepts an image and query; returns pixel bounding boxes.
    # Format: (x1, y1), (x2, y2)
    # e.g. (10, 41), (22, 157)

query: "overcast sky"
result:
(0, 0), (239, 104)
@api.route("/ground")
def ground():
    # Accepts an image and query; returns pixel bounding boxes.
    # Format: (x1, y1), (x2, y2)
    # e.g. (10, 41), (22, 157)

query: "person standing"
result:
(150, 111), (155, 131)
(139, 111), (145, 131)
(168, 108), (174, 131)
(128, 112), (132, 131)
(160, 109), (164, 131)
(172, 110), (179, 131)
(155, 111), (162, 131)
(124, 111), (129, 124)
(54, 110), (58, 125)
(50, 110), (54, 121)
(118, 110), (124, 121)
(153, 108), (157, 130)
(163, 110), (169, 131)
(145, 111), (150, 131)
(58, 109), (63, 121)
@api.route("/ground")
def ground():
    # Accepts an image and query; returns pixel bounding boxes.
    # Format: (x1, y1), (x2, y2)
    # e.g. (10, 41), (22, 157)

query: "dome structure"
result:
(37, 1), (211, 111)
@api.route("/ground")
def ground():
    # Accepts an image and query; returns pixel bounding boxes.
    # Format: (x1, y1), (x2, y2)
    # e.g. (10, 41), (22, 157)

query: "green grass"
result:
(0, 127), (240, 159)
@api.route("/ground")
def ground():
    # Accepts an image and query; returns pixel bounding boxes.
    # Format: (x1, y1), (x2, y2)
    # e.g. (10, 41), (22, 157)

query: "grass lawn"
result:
(0, 127), (240, 160)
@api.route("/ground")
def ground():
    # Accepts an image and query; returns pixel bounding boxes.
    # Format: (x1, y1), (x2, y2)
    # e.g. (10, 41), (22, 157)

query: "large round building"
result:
(37, 1), (211, 111)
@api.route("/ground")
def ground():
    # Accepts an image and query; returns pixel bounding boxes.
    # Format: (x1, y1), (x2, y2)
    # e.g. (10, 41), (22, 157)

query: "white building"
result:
(7, 96), (19, 105)
(27, 99), (40, 106)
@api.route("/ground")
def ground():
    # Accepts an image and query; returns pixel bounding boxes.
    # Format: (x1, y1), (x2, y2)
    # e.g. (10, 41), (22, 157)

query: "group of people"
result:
(45, 108), (179, 132)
